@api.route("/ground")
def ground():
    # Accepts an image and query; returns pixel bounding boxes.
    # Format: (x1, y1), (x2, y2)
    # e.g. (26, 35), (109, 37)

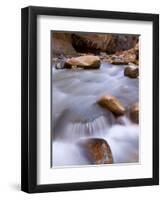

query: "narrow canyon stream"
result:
(52, 62), (139, 167)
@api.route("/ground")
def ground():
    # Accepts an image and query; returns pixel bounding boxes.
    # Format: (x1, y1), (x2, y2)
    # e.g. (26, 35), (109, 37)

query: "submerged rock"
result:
(124, 65), (139, 78)
(97, 95), (125, 116)
(130, 103), (139, 123)
(79, 138), (113, 164)
(64, 55), (101, 69)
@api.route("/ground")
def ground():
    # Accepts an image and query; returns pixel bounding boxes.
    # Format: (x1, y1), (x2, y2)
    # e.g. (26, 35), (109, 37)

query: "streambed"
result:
(52, 62), (139, 167)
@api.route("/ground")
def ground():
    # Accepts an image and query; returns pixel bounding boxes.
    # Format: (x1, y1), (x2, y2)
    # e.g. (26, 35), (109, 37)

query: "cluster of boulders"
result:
(97, 95), (139, 124)
(107, 43), (139, 78)
(53, 53), (139, 78)
(77, 97), (138, 165)
(107, 43), (139, 65)
(52, 32), (139, 79)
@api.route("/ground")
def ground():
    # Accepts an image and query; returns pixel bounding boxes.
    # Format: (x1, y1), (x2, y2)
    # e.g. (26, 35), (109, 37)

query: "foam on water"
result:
(52, 62), (139, 166)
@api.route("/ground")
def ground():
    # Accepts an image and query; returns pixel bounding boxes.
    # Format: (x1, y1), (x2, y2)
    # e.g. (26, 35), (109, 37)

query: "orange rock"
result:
(98, 95), (125, 116)
(79, 138), (113, 164)
(64, 55), (101, 69)
(130, 103), (139, 123)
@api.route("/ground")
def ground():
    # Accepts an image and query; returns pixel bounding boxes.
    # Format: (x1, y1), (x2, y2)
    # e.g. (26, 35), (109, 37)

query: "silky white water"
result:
(52, 62), (139, 167)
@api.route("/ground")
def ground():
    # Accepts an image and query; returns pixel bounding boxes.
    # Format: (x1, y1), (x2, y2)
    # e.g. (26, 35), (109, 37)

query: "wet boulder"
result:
(97, 95), (125, 116)
(124, 65), (139, 78)
(79, 138), (113, 164)
(130, 103), (139, 123)
(64, 55), (101, 69)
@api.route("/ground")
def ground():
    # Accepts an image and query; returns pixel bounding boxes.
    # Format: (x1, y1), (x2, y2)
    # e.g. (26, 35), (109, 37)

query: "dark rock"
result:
(124, 65), (139, 78)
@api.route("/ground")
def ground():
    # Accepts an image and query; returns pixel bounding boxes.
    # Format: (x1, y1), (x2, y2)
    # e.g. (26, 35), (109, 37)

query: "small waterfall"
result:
(52, 62), (139, 167)
(52, 123), (139, 166)
(116, 115), (132, 126)
(66, 115), (113, 139)
(53, 115), (115, 141)
(104, 124), (139, 163)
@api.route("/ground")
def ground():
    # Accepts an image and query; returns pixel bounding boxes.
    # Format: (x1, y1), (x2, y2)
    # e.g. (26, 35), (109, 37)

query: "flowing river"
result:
(52, 62), (139, 167)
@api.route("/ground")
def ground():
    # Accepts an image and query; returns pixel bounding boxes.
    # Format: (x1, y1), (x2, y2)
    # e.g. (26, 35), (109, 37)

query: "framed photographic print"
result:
(21, 6), (159, 193)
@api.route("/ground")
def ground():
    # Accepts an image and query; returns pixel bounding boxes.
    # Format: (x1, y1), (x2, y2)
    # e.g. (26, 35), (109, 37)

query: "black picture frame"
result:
(21, 6), (159, 193)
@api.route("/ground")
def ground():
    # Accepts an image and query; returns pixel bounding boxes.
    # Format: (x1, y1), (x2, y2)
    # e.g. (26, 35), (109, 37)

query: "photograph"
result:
(51, 31), (139, 167)
(21, 6), (159, 193)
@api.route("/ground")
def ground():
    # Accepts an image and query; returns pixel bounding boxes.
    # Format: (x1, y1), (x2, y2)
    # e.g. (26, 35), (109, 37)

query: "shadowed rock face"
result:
(78, 138), (113, 164)
(52, 32), (139, 56)
(71, 33), (138, 54)
(71, 33), (115, 54)
(52, 33), (76, 56)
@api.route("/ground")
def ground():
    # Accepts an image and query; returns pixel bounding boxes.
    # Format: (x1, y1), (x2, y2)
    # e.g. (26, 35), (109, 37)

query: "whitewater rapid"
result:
(52, 62), (139, 167)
